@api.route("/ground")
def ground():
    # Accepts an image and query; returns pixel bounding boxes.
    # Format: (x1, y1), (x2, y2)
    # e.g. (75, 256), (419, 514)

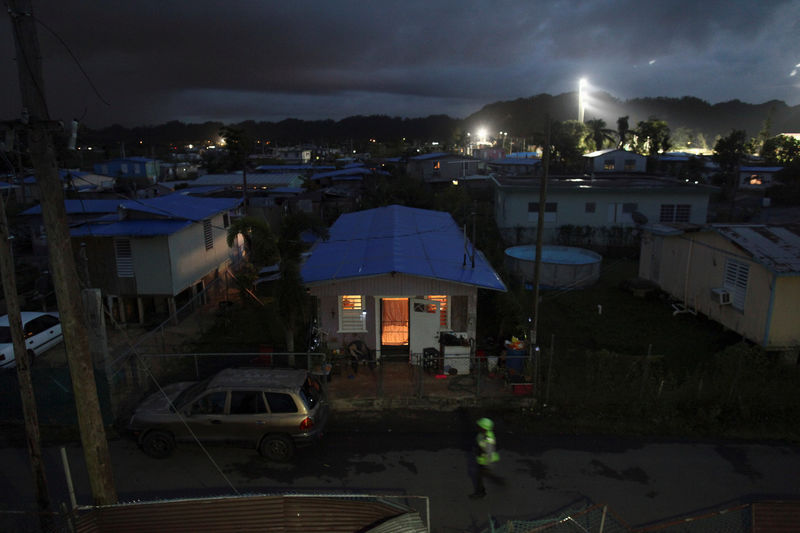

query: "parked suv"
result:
(127, 367), (328, 461)
(0, 312), (62, 369)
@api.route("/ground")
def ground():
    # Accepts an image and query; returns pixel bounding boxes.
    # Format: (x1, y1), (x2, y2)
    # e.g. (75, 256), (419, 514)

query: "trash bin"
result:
(506, 349), (525, 373)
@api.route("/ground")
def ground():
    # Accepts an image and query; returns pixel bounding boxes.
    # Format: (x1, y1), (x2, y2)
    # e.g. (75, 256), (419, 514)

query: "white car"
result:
(0, 312), (63, 369)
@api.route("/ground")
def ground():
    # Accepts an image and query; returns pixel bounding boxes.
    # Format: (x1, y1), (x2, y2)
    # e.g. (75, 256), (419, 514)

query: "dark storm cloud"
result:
(1, 0), (798, 127)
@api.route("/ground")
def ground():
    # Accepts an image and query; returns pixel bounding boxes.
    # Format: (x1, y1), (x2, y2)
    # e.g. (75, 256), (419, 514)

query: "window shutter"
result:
(115, 239), (134, 278)
(203, 219), (213, 250)
(723, 259), (749, 310)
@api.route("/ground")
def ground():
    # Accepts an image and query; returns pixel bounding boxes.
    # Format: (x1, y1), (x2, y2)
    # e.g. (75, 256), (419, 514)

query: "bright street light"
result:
(578, 78), (587, 123)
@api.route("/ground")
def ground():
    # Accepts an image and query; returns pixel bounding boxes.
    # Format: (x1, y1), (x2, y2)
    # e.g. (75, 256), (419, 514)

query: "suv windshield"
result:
(174, 378), (211, 408)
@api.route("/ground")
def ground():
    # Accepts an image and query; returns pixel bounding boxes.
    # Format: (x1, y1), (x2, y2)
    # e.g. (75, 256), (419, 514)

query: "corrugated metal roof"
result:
(301, 205), (506, 291)
(74, 495), (415, 533)
(713, 224), (800, 274)
(193, 173), (303, 187)
(741, 166), (783, 172)
(753, 501), (800, 532)
(310, 167), (372, 180)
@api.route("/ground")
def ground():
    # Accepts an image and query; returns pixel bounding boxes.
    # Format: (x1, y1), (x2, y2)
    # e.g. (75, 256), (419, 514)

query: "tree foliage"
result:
(632, 118), (672, 157)
(712, 129), (748, 202)
(547, 120), (589, 172)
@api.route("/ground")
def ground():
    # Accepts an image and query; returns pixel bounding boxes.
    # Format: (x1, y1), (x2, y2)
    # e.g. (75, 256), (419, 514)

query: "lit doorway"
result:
(380, 298), (408, 357)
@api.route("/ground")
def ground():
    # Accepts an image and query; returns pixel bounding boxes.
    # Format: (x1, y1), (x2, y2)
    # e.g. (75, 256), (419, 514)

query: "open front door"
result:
(409, 298), (440, 358)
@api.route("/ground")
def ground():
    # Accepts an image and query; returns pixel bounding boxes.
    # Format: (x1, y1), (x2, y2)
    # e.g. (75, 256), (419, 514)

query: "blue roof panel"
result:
(70, 219), (192, 237)
(301, 205), (506, 291)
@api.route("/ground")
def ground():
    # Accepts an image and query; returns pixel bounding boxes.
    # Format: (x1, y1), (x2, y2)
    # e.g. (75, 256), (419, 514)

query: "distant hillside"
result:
(465, 93), (800, 144)
(75, 93), (800, 150)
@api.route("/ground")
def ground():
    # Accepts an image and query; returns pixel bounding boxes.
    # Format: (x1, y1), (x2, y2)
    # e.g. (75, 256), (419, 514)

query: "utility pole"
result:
(0, 187), (53, 530)
(531, 117), (551, 348)
(7, 0), (117, 505)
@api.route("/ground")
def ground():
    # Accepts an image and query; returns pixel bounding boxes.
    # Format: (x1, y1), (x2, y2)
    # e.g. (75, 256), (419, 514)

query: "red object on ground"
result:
(435, 374), (448, 379)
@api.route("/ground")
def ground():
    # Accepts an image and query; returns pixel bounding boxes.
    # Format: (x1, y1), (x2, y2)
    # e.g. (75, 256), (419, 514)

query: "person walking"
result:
(469, 417), (502, 499)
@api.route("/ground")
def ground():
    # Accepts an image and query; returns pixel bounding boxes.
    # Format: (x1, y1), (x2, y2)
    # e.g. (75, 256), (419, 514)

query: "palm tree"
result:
(584, 118), (616, 151)
(226, 212), (329, 353)
(586, 118), (616, 150)
(616, 116), (630, 149)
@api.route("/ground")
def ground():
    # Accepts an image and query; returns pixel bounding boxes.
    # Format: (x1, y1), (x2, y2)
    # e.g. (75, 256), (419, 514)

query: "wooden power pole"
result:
(0, 185), (53, 529)
(7, 0), (117, 505)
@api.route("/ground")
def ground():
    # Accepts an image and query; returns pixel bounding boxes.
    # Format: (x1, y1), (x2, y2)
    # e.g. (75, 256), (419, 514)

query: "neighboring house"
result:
(739, 166), (783, 189)
(638, 224), (800, 350)
(274, 147), (312, 164)
(69, 194), (243, 324)
(487, 157), (541, 176)
(406, 152), (480, 183)
(19, 170), (115, 203)
(584, 149), (647, 174)
(94, 157), (159, 181)
(301, 205), (506, 365)
(20, 199), (125, 257)
(189, 172), (305, 191)
(493, 174), (713, 245)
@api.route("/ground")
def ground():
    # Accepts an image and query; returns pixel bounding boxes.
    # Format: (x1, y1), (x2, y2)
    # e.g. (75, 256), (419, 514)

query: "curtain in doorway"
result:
(381, 298), (409, 346)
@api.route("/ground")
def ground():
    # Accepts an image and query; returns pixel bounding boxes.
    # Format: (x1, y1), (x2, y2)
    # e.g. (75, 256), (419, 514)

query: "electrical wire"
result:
(30, 13), (111, 106)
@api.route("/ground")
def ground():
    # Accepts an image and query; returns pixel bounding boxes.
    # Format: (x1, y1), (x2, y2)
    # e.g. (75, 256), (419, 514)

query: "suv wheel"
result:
(259, 434), (294, 461)
(141, 430), (175, 459)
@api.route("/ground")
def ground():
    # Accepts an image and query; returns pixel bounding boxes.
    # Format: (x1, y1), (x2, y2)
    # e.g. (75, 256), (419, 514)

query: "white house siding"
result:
(639, 230), (775, 347)
(586, 150), (646, 173)
(131, 236), (173, 294)
(495, 183), (710, 244)
(768, 276), (800, 348)
(167, 213), (232, 295)
(308, 273), (478, 357)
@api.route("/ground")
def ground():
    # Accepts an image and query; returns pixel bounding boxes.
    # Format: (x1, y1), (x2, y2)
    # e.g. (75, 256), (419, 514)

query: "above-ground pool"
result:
(504, 245), (602, 288)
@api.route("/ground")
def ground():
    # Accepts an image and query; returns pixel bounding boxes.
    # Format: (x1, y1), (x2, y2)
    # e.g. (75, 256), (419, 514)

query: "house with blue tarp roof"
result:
(66, 194), (242, 324)
(301, 205), (505, 366)
(94, 157), (159, 179)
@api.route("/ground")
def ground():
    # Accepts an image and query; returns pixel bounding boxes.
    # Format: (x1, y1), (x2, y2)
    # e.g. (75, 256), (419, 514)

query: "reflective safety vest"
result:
(476, 430), (500, 465)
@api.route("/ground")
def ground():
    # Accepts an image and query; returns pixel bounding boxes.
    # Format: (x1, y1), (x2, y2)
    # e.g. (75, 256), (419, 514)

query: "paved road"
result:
(2, 411), (799, 532)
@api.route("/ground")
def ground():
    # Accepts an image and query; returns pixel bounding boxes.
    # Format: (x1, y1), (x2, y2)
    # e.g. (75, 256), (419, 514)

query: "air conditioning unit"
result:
(711, 288), (732, 305)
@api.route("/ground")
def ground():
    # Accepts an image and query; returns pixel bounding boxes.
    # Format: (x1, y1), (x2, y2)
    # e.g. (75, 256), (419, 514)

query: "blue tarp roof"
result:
(22, 194), (240, 221)
(301, 205), (506, 291)
(310, 167), (372, 181)
(117, 195), (241, 221)
(21, 199), (124, 215)
(409, 152), (452, 161)
(71, 219), (192, 237)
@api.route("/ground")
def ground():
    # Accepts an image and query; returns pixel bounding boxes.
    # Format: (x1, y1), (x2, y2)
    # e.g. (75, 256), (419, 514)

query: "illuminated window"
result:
(426, 295), (448, 328)
(434, 161), (441, 169)
(748, 174), (762, 185)
(603, 159), (615, 170)
(340, 295), (367, 332)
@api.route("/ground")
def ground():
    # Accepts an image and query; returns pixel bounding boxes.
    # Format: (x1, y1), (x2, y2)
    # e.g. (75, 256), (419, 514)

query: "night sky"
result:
(2, 0), (798, 128)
